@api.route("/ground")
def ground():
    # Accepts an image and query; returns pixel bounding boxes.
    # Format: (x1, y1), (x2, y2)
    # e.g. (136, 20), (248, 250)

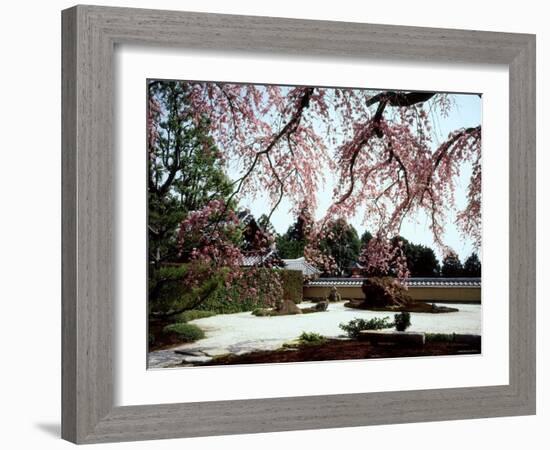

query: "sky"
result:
(229, 91), (482, 262)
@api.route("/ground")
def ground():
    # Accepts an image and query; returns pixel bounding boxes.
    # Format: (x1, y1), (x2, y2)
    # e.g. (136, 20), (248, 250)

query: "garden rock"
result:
(276, 299), (303, 315)
(361, 277), (411, 308)
(327, 286), (342, 302)
(315, 301), (328, 311)
(300, 301), (328, 314)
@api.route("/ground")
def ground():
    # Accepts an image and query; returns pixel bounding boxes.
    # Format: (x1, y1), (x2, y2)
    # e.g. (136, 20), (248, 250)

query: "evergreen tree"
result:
(319, 218), (361, 276)
(410, 245), (441, 277)
(147, 80), (233, 266)
(360, 230), (373, 246)
(463, 253), (482, 277)
(389, 237), (441, 277)
(441, 252), (464, 277)
(241, 212), (275, 255)
(275, 208), (312, 259)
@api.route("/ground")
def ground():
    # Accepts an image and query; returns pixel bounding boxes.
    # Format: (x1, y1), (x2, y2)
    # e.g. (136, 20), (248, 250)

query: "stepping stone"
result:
(175, 350), (207, 357)
(179, 355), (212, 363)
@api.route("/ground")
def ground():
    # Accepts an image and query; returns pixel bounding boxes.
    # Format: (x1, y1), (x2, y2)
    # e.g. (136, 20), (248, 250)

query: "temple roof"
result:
(282, 257), (320, 276)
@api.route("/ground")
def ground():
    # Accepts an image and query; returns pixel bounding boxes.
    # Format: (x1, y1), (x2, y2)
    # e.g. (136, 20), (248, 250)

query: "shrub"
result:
(174, 309), (216, 323)
(425, 333), (456, 343)
(162, 323), (205, 342)
(339, 317), (394, 339)
(280, 269), (303, 304)
(148, 264), (223, 315)
(394, 311), (411, 331)
(198, 267), (282, 313)
(251, 308), (274, 317)
(148, 265), (189, 310)
(298, 332), (326, 345)
(200, 291), (266, 314)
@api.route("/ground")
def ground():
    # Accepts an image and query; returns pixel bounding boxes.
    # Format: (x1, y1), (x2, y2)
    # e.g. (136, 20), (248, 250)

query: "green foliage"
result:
(463, 253), (481, 277)
(199, 290), (263, 314)
(148, 265), (189, 311)
(257, 214), (276, 234)
(339, 316), (394, 339)
(148, 264), (224, 315)
(391, 236), (441, 277)
(147, 81), (241, 316)
(408, 245), (440, 277)
(319, 218), (361, 276)
(276, 235), (306, 259)
(241, 213), (279, 256)
(360, 230), (373, 246)
(198, 267), (279, 314)
(162, 322), (205, 342)
(394, 311), (411, 331)
(148, 80), (233, 266)
(425, 333), (456, 343)
(441, 252), (464, 277)
(275, 210), (310, 259)
(174, 309), (216, 323)
(298, 332), (326, 345)
(280, 269), (303, 303)
(251, 308), (274, 317)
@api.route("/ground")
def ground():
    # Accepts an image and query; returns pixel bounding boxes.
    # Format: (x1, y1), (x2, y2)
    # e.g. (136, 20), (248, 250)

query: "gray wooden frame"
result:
(62, 4), (536, 444)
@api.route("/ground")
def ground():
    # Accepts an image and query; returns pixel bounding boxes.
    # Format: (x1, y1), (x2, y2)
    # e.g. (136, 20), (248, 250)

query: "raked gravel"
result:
(148, 301), (481, 368)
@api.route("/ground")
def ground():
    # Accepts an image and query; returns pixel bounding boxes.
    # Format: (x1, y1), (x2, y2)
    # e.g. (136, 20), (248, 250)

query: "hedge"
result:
(198, 267), (280, 313)
(150, 266), (304, 315)
(280, 269), (303, 304)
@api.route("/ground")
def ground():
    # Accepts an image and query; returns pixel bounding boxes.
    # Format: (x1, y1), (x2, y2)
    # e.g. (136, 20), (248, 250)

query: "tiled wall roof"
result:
(306, 277), (481, 288)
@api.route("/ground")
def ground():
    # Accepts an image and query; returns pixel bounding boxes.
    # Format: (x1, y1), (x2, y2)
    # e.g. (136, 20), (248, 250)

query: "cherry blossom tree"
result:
(156, 82), (481, 275)
(176, 199), (282, 313)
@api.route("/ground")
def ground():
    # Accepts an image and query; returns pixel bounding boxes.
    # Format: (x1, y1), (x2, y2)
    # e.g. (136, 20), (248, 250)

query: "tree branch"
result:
(336, 92), (436, 205)
(220, 87), (314, 220)
(366, 91), (436, 108)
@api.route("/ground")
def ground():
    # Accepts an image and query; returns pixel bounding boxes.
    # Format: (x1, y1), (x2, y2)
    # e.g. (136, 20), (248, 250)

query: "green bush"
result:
(151, 265), (289, 316)
(198, 267), (281, 313)
(298, 332), (326, 345)
(199, 290), (266, 314)
(162, 323), (205, 342)
(394, 311), (411, 331)
(425, 333), (456, 343)
(280, 269), (303, 304)
(148, 265), (188, 311)
(148, 264), (223, 315)
(251, 308), (274, 317)
(339, 317), (394, 339)
(174, 309), (216, 323)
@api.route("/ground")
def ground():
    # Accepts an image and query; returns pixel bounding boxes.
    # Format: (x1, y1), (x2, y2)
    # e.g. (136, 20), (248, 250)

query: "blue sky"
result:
(232, 92), (482, 262)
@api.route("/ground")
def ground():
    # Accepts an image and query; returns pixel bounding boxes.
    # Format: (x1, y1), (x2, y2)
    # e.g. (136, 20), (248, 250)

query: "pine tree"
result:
(147, 80), (233, 265)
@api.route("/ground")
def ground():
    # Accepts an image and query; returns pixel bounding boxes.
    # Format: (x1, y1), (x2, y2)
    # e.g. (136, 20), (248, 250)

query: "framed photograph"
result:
(62, 5), (536, 444)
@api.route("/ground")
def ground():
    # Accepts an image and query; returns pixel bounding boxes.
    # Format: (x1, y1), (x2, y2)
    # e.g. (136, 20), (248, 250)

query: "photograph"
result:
(0, 0), (542, 447)
(146, 79), (483, 369)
